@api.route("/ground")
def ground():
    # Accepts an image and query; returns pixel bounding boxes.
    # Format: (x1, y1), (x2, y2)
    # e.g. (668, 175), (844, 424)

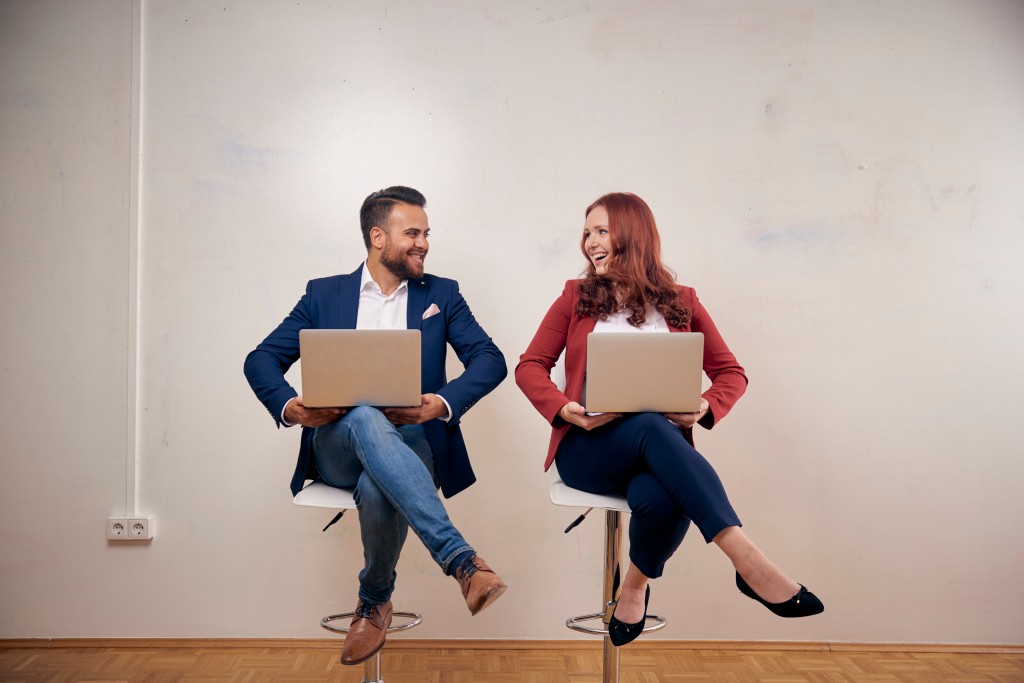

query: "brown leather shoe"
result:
(340, 599), (392, 666)
(454, 556), (508, 615)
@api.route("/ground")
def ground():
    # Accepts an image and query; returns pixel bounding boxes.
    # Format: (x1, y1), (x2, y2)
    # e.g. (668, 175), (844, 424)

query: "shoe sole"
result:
(470, 583), (508, 616)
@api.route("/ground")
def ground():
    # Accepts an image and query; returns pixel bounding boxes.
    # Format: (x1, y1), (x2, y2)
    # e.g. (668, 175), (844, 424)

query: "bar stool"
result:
(549, 470), (667, 683)
(294, 481), (422, 683)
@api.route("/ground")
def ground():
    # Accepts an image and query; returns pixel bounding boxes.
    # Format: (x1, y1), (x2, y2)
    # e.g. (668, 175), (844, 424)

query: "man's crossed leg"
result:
(313, 406), (507, 665)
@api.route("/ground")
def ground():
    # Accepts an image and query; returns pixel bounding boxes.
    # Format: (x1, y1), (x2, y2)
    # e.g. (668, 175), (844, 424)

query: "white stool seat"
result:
(293, 480), (356, 509)
(549, 471), (629, 512)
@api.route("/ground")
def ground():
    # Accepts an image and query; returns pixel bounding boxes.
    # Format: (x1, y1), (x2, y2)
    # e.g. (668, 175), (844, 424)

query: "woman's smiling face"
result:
(583, 204), (613, 274)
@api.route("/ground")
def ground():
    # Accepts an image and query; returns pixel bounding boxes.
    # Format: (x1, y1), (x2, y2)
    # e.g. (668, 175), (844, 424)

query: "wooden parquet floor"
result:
(1, 642), (1022, 683)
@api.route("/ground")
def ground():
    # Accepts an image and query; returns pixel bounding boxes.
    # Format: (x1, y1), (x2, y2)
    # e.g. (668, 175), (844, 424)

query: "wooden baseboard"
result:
(1, 638), (1021, 654)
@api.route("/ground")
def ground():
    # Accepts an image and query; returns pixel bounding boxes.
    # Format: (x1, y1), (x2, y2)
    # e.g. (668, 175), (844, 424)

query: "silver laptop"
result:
(584, 332), (704, 413)
(299, 329), (421, 408)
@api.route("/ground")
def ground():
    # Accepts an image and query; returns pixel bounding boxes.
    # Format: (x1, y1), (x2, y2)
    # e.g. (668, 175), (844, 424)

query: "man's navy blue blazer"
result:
(244, 264), (507, 498)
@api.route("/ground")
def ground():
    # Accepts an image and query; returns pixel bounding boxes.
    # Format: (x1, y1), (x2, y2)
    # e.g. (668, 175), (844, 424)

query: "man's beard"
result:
(380, 243), (425, 280)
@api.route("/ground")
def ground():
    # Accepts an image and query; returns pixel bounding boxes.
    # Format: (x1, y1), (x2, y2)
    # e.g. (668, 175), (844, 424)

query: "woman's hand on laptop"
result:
(284, 395), (347, 427)
(559, 402), (621, 431)
(664, 399), (709, 428)
(384, 393), (449, 425)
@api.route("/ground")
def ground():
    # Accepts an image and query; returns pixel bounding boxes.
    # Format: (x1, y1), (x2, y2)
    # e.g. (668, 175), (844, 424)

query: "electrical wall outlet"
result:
(129, 516), (153, 540)
(107, 517), (129, 540)
(107, 516), (154, 541)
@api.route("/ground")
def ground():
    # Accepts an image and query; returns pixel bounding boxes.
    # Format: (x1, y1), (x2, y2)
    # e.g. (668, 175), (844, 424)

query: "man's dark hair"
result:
(359, 186), (427, 249)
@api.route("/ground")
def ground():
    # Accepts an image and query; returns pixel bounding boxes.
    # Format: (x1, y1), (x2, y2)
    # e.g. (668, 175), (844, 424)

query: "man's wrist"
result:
(435, 394), (453, 422)
(281, 397), (297, 427)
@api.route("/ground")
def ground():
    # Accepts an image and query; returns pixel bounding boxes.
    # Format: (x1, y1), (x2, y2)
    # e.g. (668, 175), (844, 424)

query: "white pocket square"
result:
(422, 303), (441, 320)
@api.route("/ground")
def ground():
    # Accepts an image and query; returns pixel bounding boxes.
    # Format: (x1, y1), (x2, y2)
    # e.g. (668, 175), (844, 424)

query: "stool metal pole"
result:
(362, 652), (382, 683)
(602, 509), (622, 683)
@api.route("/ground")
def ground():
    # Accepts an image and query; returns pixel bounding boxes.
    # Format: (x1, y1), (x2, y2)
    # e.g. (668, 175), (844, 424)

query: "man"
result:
(244, 186), (507, 665)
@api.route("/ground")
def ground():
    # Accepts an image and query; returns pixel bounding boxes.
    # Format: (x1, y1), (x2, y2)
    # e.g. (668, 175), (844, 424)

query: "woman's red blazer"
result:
(515, 280), (749, 471)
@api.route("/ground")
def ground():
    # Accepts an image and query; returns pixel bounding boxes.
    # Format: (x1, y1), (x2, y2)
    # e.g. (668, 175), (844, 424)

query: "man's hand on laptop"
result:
(384, 394), (448, 425)
(664, 398), (709, 428)
(284, 395), (347, 427)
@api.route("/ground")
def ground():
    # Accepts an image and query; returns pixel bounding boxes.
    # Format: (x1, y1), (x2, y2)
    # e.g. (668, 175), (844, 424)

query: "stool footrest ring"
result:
(566, 612), (667, 636)
(320, 610), (423, 635)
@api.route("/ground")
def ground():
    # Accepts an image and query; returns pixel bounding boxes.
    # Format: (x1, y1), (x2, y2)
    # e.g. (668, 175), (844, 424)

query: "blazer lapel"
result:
(406, 277), (427, 330)
(338, 265), (363, 329)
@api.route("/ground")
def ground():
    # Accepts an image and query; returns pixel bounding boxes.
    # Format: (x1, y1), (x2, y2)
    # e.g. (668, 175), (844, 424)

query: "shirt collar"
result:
(360, 261), (408, 296)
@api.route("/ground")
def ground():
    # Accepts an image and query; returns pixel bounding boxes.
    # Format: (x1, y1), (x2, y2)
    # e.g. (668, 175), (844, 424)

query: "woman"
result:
(515, 192), (823, 646)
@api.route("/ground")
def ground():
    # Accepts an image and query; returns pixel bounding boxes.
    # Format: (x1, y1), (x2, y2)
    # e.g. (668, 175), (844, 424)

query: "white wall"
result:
(0, 0), (135, 634)
(2, 0), (1023, 643)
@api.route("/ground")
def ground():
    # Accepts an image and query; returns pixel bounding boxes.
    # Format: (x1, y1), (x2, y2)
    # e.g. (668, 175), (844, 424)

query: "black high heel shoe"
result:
(608, 585), (650, 647)
(736, 572), (824, 617)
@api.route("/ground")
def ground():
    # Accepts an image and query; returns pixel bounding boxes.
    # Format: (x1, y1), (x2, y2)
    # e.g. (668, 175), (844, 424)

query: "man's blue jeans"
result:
(312, 406), (474, 604)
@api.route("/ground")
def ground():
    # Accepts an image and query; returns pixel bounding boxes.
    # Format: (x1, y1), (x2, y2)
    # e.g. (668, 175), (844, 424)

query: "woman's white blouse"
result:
(593, 307), (670, 333)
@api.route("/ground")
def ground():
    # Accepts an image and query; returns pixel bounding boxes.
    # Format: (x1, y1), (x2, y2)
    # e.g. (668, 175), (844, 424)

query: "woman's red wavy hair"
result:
(576, 192), (691, 328)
